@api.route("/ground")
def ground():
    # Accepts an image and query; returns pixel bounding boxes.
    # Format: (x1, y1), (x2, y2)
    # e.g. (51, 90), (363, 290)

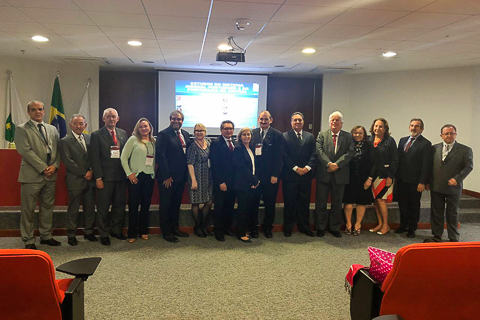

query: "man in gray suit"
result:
(60, 114), (97, 246)
(425, 124), (473, 242)
(14, 100), (61, 249)
(315, 111), (354, 238)
(90, 108), (128, 246)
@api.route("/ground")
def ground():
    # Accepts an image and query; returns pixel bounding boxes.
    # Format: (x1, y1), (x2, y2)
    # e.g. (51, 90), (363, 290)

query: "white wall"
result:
(0, 56), (99, 145)
(323, 66), (479, 192)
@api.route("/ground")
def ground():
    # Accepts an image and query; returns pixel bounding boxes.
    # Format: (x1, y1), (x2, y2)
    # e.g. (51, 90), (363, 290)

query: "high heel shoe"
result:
(377, 227), (391, 235)
(141, 235), (149, 240)
(353, 228), (361, 236)
(127, 238), (136, 243)
(194, 226), (207, 238)
(238, 236), (252, 243)
(344, 227), (352, 235)
(369, 226), (381, 233)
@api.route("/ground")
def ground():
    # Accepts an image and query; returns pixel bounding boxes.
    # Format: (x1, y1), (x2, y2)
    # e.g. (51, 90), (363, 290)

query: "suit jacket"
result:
(315, 129), (354, 185)
(60, 132), (94, 190)
(252, 126), (283, 182)
(430, 142), (473, 195)
(90, 126), (128, 182)
(282, 129), (316, 182)
(396, 134), (432, 185)
(210, 136), (235, 188)
(15, 120), (60, 183)
(369, 135), (398, 179)
(233, 143), (259, 191)
(155, 126), (192, 183)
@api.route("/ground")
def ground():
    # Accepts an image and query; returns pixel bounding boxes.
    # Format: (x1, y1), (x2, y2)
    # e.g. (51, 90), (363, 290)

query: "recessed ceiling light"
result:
(218, 44), (232, 51)
(128, 40), (142, 46)
(32, 35), (49, 42)
(302, 48), (316, 54)
(382, 51), (397, 57)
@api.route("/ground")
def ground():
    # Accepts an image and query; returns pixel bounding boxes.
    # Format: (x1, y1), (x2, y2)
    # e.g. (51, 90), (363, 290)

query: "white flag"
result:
(78, 78), (91, 134)
(4, 73), (28, 148)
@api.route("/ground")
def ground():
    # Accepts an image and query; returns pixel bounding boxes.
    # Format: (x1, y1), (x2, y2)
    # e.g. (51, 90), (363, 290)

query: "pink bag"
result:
(368, 247), (396, 283)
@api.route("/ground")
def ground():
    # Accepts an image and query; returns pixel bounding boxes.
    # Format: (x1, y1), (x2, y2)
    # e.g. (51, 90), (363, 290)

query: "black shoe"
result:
(317, 230), (325, 237)
(215, 234), (225, 242)
(394, 227), (407, 234)
(224, 230), (236, 236)
(173, 229), (189, 237)
(40, 238), (61, 246)
(250, 231), (259, 238)
(163, 235), (179, 243)
(238, 236), (252, 243)
(67, 237), (78, 246)
(194, 226), (207, 238)
(304, 231), (316, 237)
(100, 237), (110, 246)
(449, 239), (459, 242)
(25, 244), (37, 250)
(424, 236), (442, 243)
(110, 233), (127, 240)
(84, 234), (99, 242)
(284, 232), (292, 237)
(264, 229), (273, 238)
(330, 230), (342, 238)
(407, 230), (416, 238)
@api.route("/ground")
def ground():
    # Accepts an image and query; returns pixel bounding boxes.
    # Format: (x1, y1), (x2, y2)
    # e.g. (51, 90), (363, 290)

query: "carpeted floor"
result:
(2, 223), (480, 320)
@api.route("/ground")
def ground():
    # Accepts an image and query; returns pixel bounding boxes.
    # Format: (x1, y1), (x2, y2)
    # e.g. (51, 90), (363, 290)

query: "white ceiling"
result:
(2, 0), (480, 74)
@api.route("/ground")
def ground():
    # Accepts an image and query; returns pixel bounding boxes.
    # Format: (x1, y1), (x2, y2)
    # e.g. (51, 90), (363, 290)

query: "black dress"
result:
(344, 141), (374, 205)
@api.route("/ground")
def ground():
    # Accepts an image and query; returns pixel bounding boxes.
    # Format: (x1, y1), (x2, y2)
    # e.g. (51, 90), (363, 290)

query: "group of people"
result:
(14, 100), (473, 249)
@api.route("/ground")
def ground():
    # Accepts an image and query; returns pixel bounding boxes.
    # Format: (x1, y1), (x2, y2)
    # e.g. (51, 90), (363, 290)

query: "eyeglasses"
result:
(442, 132), (457, 136)
(194, 130), (205, 133)
(222, 127), (234, 131)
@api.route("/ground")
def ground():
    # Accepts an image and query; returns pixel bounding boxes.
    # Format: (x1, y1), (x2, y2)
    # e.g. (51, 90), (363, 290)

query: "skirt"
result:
(372, 177), (394, 202)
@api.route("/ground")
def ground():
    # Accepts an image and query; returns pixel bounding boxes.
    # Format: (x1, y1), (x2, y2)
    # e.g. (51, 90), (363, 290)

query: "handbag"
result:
(368, 247), (395, 283)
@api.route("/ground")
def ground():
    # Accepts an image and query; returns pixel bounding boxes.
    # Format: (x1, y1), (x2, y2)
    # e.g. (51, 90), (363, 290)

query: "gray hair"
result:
(70, 114), (86, 122)
(103, 108), (118, 117)
(26, 100), (44, 111)
(259, 110), (272, 119)
(170, 110), (184, 121)
(329, 111), (344, 123)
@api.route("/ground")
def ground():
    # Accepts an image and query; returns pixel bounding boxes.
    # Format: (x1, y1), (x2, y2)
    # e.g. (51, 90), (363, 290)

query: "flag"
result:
(4, 73), (28, 148)
(78, 78), (91, 134)
(49, 76), (67, 138)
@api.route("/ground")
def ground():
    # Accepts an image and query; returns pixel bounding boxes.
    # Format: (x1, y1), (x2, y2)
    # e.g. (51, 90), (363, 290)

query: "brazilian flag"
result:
(49, 76), (67, 138)
(5, 114), (14, 143)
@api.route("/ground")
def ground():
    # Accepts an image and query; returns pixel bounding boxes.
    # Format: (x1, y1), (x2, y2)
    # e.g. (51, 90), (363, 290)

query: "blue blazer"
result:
(233, 143), (259, 191)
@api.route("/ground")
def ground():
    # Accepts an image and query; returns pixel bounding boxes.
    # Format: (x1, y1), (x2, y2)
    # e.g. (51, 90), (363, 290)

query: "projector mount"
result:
(217, 36), (246, 66)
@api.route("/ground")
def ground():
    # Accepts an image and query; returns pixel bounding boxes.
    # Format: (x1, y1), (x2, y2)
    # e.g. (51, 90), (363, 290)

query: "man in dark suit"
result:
(252, 111), (283, 238)
(90, 108), (128, 246)
(282, 112), (316, 237)
(156, 110), (192, 243)
(60, 114), (97, 246)
(395, 118), (432, 238)
(210, 120), (237, 242)
(425, 124), (473, 243)
(15, 100), (61, 249)
(315, 111), (354, 238)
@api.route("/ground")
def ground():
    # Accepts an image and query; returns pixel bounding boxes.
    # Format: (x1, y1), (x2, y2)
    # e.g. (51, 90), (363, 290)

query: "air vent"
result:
(55, 57), (112, 65)
(309, 66), (362, 74)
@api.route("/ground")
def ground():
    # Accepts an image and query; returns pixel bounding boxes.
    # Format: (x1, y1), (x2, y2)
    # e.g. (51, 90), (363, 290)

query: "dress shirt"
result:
(223, 136), (235, 149)
(442, 141), (455, 161)
(72, 131), (87, 151)
(246, 146), (255, 175)
(30, 119), (50, 154)
(331, 131), (339, 154)
(107, 127), (118, 146)
(404, 135), (420, 151)
(260, 127), (269, 141)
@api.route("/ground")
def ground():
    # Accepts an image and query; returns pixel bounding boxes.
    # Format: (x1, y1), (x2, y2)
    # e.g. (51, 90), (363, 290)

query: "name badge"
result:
(255, 143), (262, 156)
(110, 146), (120, 158)
(183, 147), (186, 154)
(145, 155), (154, 166)
(208, 159), (211, 168)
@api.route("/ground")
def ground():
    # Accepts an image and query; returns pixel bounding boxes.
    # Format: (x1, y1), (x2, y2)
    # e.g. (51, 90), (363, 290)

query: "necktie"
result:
(79, 135), (87, 151)
(333, 134), (337, 151)
(177, 130), (186, 148)
(227, 139), (234, 151)
(37, 124), (47, 144)
(111, 129), (118, 146)
(261, 130), (265, 141)
(404, 137), (415, 153)
(443, 144), (450, 161)
(297, 132), (302, 141)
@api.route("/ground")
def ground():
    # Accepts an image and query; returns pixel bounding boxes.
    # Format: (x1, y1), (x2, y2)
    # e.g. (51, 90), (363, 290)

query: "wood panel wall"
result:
(99, 71), (322, 136)
(99, 70), (157, 134)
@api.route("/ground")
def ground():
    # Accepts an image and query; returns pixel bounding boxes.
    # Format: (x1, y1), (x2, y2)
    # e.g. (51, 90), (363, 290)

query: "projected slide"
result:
(175, 80), (259, 129)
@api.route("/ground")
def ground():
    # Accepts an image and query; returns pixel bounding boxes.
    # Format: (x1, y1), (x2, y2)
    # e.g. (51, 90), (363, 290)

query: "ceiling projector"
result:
(216, 51), (245, 62)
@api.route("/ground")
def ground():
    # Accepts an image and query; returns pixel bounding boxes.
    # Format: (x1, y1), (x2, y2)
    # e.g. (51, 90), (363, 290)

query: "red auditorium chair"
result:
(350, 242), (480, 320)
(0, 249), (101, 320)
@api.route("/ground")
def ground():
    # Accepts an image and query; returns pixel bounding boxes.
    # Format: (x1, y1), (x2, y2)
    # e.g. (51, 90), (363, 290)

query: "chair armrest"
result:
(350, 269), (384, 320)
(57, 257), (101, 281)
(373, 316), (404, 320)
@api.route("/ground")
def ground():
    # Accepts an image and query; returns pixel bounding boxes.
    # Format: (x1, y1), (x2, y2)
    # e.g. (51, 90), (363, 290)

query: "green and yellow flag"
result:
(49, 76), (67, 138)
